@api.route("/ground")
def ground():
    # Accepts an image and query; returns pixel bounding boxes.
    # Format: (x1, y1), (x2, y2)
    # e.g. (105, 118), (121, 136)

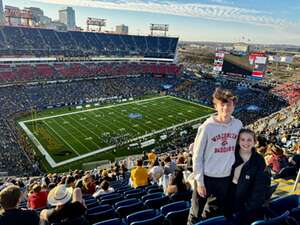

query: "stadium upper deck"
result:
(0, 26), (178, 59)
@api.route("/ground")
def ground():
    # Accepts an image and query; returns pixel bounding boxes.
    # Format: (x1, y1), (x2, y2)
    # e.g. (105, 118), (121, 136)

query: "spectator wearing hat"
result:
(40, 184), (87, 225)
(0, 185), (39, 225)
(27, 184), (48, 209)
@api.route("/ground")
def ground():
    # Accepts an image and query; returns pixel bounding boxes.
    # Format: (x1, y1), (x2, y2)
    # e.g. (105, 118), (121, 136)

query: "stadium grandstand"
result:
(0, 16), (299, 225)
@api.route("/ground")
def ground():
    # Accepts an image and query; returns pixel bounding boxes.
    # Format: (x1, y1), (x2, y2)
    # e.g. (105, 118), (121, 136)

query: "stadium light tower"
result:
(150, 24), (169, 36)
(86, 17), (106, 32)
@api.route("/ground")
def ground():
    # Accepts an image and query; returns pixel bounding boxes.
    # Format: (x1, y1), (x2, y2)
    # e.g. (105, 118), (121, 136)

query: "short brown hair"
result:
(0, 185), (21, 209)
(213, 88), (237, 104)
(100, 181), (109, 191)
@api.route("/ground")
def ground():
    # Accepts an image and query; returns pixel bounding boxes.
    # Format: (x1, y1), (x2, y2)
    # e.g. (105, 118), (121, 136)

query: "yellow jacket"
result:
(130, 166), (148, 188)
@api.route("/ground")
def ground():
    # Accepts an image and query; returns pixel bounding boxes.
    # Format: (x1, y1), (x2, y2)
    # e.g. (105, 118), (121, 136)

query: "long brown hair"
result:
(236, 128), (256, 152)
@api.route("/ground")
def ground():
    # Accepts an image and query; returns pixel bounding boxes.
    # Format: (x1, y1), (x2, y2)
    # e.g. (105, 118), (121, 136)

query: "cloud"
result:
(32, 0), (300, 31)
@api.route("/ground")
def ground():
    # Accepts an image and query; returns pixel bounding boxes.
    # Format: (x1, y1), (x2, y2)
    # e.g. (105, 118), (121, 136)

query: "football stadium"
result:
(0, 1), (299, 225)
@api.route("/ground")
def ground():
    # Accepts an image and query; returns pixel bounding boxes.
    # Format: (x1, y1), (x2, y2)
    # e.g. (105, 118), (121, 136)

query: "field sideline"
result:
(19, 95), (214, 168)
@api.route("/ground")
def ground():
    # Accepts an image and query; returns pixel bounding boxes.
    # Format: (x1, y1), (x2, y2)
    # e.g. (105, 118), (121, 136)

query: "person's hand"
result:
(288, 157), (296, 165)
(197, 184), (207, 198)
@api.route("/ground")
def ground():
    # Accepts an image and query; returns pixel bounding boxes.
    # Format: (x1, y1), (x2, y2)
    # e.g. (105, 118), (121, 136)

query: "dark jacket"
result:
(231, 149), (271, 213)
(0, 208), (39, 225)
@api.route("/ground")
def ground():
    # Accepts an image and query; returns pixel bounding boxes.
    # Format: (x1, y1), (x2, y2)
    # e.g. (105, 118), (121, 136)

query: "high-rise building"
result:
(0, 0), (4, 25)
(116, 24), (129, 34)
(25, 7), (43, 23)
(59, 7), (75, 29)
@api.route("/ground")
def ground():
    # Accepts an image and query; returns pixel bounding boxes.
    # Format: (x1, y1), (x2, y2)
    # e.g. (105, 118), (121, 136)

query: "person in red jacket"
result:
(265, 144), (288, 174)
(27, 184), (48, 209)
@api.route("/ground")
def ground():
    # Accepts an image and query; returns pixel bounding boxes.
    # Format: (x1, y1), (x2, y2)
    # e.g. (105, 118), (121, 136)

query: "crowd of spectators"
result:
(0, 62), (182, 83)
(0, 149), (194, 225)
(0, 26), (178, 58)
(248, 101), (300, 177)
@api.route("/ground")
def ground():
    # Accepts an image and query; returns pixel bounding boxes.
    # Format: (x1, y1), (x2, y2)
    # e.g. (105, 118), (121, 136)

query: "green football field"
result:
(19, 95), (214, 168)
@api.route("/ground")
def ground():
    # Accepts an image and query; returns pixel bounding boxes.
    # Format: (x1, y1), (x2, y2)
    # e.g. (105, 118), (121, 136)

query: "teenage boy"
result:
(188, 87), (243, 224)
(0, 185), (40, 225)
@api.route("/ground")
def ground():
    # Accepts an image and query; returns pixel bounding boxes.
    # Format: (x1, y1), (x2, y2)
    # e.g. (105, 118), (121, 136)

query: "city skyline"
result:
(2, 0), (300, 45)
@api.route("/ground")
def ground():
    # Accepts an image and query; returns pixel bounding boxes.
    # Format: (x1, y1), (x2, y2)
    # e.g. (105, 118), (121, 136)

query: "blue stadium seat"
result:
(195, 216), (229, 225)
(130, 214), (165, 225)
(87, 204), (112, 214)
(86, 201), (99, 209)
(145, 184), (159, 191)
(144, 195), (170, 209)
(125, 192), (147, 199)
(165, 207), (190, 225)
(141, 192), (164, 202)
(85, 198), (97, 205)
(114, 198), (139, 208)
(251, 211), (294, 225)
(266, 194), (299, 217)
(160, 200), (189, 216)
(116, 201), (144, 218)
(124, 189), (142, 195)
(116, 186), (133, 193)
(100, 196), (124, 205)
(92, 218), (124, 225)
(170, 190), (193, 202)
(87, 208), (118, 224)
(99, 193), (121, 201)
(147, 187), (163, 194)
(290, 207), (300, 223)
(126, 209), (158, 225)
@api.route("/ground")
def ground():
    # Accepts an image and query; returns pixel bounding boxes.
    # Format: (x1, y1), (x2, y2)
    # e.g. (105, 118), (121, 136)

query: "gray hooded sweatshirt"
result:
(193, 115), (243, 186)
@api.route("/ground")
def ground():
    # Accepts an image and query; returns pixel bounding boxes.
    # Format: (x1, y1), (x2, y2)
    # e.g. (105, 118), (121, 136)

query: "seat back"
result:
(115, 198), (138, 208)
(87, 208), (118, 224)
(251, 211), (293, 225)
(126, 209), (157, 225)
(99, 193), (121, 201)
(160, 200), (188, 216)
(86, 201), (99, 209)
(165, 207), (190, 225)
(87, 204), (111, 214)
(100, 196), (123, 205)
(125, 192), (146, 199)
(92, 218), (124, 225)
(116, 201), (144, 218)
(141, 192), (164, 202)
(147, 187), (163, 194)
(195, 216), (228, 225)
(267, 194), (298, 217)
(290, 207), (300, 223)
(144, 196), (170, 209)
(130, 214), (165, 225)
(170, 190), (192, 202)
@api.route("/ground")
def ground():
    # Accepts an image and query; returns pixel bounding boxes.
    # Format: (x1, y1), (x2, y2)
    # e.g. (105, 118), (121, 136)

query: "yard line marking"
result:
(51, 118), (91, 152)
(62, 116), (101, 149)
(43, 120), (80, 156)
